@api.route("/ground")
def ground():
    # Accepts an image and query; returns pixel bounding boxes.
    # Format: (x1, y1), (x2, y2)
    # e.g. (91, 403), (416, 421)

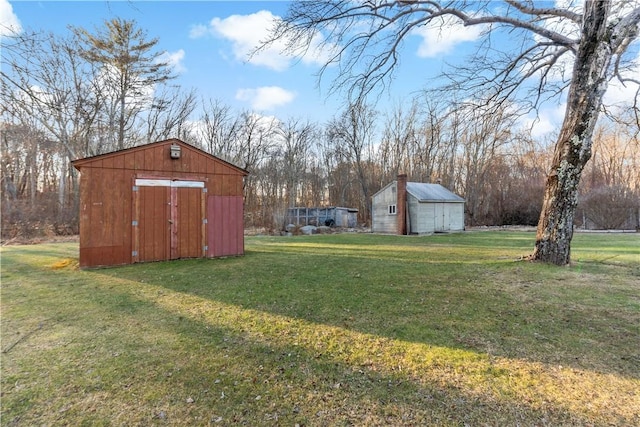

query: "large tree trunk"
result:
(533, 0), (612, 265)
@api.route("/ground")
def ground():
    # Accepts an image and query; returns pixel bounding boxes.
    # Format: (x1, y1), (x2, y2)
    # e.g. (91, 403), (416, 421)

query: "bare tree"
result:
(410, 96), (458, 187)
(198, 98), (242, 160)
(301, 159), (328, 207)
(143, 86), (197, 143)
(578, 122), (640, 229)
(455, 99), (517, 225)
(1, 30), (100, 161)
(1, 30), (103, 218)
(252, 118), (317, 230)
(264, 0), (640, 265)
(276, 117), (316, 208)
(0, 118), (78, 238)
(326, 103), (378, 219)
(585, 123), (640, 190)
(503, 133), (550, 225)
(72, 18), (175, 150)
(378, 101), (418, 183)
(235, 111), (277, 173)
(235, 112), (278, 226)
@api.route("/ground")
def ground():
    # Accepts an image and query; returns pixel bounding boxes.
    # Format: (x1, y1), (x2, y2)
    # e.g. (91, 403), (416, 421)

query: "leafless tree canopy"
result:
(261, 0), (640, 264)
(265, 1), (639, 111)
(2, 4), (638, 261)
(72, 18), (177, 150)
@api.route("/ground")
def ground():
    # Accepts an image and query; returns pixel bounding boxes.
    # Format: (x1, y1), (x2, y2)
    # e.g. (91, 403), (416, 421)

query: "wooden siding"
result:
(78, 167), (134, 266)
(175, 186), (204, 259)
(371, 181), (398, 234)
(408, 194), (432, 233)
(408, 196), (465, 234)
(207, 195), (244, 257)
(137, 185), (170, 262)
(448, 203), (465, 231)
(74, 139), (247, 268)
(373, 179), (465, 235)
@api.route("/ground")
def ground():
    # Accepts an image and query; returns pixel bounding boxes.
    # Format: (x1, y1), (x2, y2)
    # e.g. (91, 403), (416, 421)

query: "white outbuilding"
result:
(372, 175), (465, 235)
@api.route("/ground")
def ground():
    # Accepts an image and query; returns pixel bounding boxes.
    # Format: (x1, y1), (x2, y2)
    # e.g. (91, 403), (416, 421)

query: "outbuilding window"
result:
(388, 204), (397, 215)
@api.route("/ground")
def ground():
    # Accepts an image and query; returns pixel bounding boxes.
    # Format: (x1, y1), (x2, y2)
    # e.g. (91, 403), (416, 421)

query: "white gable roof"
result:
(406, 182), (465, 202)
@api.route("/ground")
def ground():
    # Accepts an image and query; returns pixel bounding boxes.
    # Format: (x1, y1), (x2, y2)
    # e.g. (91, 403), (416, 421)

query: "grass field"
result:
(1, 232), (639, 426)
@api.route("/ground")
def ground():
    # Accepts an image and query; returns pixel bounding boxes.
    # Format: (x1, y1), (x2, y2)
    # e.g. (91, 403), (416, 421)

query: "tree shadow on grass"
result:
(4, 271), (626, 426)
(8, 241), (638, 425)
(97, 239), (639, 382)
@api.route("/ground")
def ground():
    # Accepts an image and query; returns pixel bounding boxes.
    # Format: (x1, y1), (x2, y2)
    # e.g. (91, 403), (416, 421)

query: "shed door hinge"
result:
(133, 185), (139, 192)
(203, 218), (208, 224)
(132, 250), (138, 257)
(203, 246), (208, 252)
(132, 220), (138, 226)
(202, 188), (208, 193)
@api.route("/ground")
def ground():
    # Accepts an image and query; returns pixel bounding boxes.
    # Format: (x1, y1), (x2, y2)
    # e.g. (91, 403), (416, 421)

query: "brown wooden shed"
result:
(72, 138), (248, 268)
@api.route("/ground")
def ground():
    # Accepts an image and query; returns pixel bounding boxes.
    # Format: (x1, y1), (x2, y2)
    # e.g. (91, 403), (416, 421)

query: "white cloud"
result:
(159, 49), (187, 74)
(212, 10), (288, 70)
(520, 2), (580, 84)
(518, 47), (639, 138)
(412, 15), (483, 57)
(188, 24), (209, 39)
(606, 79), (640, 109)
(235, 86), (296, 111)
(521, 0), (639, 116)
(520, 103), (566, 139)
(525, 0), (636, 86)
(192, 10), (334, 71)
(0, 0), (22, 37)
(604, 46), (640, 109)
(544, 0), (582, 38)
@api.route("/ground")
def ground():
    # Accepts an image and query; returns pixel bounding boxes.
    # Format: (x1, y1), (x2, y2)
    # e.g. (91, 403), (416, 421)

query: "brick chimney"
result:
(397, 174), (407, 235)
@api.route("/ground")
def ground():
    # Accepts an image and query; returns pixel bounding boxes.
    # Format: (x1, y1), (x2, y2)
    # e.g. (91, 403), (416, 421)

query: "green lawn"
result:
(2, 232), (639, 426)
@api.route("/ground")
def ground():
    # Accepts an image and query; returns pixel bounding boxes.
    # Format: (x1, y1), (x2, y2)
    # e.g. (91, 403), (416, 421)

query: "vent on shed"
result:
(170, 143), (181, 159)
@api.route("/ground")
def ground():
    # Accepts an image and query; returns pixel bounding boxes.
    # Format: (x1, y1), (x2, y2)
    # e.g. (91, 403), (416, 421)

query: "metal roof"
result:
(406, 182), (465, 202)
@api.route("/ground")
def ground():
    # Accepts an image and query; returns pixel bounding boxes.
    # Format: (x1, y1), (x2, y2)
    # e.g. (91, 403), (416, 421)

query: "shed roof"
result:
(289, 206), (359, 212)
(406, 182), (465, 202)
(72, 138), (248, 175)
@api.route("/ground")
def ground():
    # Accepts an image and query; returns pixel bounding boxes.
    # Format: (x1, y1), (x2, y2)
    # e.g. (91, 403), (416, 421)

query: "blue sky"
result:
(3, 0), (639, 137)
(5, 2), (329, 116)
(1, 1), (498, 124)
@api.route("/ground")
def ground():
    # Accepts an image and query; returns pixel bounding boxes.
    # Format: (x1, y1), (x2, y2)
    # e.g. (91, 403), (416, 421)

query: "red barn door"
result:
(136, 185), (170, 262)
(174, 186), (204, 259)
(133, 179), (205, 263)
(207, 195), (244, 257)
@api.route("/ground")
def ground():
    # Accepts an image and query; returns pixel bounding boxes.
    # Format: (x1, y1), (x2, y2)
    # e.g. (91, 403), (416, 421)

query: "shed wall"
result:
(75, 140), (246, 268)
(337, 208), (359, 227)
(79, 166), (135, 266)
(408, 200), (465, 234)
(373, 179), (465, 235)
(408, 196), (436, 234)
(448, 203), (465, 231)
(207, 195), (244, 257)
(286, 207), (358, 227)
(371, 182), (398, 233)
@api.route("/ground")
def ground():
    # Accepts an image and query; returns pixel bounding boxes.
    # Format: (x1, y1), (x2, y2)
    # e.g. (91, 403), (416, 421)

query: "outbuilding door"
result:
(207, 195), (244, 257)
(434, 203), (446, 232)
(133, 179), (205, 263)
